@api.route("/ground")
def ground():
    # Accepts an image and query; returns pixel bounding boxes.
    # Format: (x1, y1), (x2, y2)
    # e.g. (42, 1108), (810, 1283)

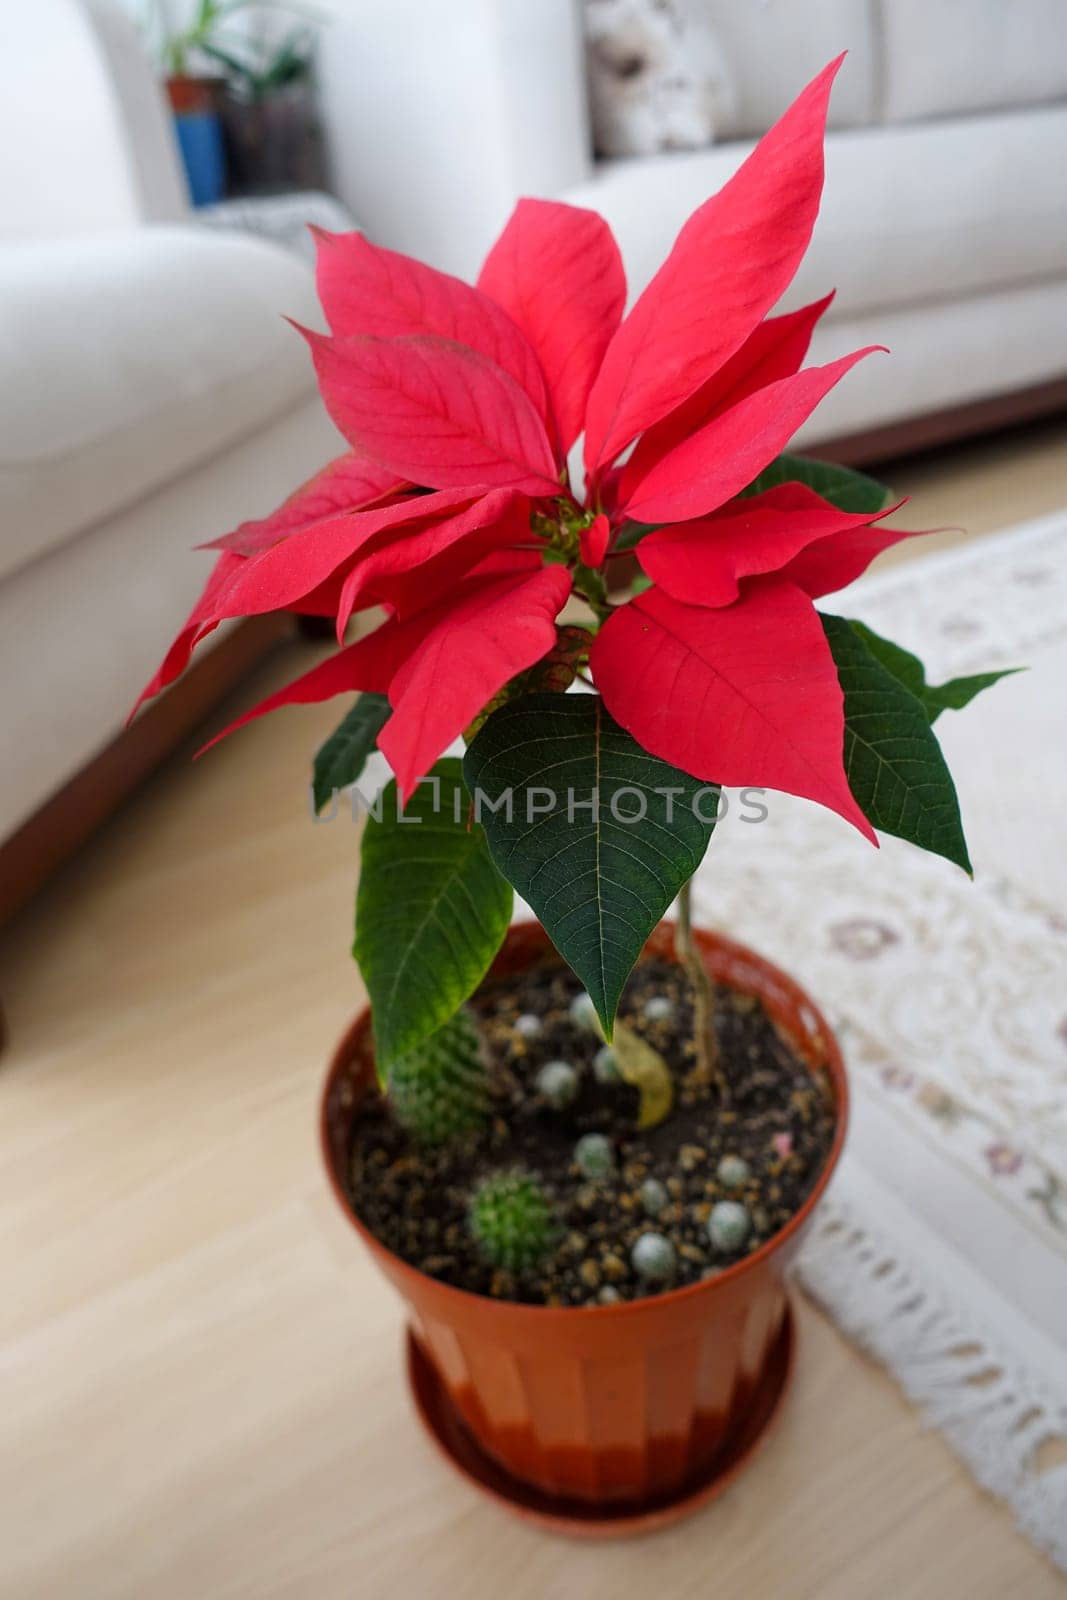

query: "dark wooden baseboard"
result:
(0, 616), (288, 928)
(807, 375), (1067, 468)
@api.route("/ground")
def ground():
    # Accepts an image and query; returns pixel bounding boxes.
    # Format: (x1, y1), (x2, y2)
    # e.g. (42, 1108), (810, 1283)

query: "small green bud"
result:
(631, 1231), (676, 1282)
(469, 1169), (559, 1274)
(536, 1059), (579, 1109)
(574, 1132), (614, 1179)
(593, 1044), (620, 1083)
(388, 1008), (489, 1147)
(707, 1200), (751, 1251)
(639, 1177), (668, 1217)
(716, 1154), (751, 1190)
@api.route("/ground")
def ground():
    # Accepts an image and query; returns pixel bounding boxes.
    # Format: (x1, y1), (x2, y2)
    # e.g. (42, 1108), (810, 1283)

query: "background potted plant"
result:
(138, 55), (1015, 1529)
(206, 5), (327, 194)
(148, 0), (325, 202)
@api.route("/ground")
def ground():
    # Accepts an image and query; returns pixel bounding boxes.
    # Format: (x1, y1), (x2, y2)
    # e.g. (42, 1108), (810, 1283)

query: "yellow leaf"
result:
(612, 1019), (673, 1129)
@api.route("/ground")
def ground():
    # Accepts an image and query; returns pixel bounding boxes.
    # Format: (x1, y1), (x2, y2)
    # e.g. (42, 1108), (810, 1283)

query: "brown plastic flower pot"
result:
(165, 75), (221, 117)
(321, 921), (847, 1518)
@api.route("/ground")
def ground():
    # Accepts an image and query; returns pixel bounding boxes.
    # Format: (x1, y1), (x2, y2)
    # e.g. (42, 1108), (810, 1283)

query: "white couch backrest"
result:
(0, 0), (188, 241)
(690, 0), (880, 137)
(880, 0), (1067, 124)
(317, 0), (592, 277)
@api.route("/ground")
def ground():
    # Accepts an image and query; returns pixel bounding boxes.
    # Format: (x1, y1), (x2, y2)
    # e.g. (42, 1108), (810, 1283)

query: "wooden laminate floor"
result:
(2, 418), (1066, 1599)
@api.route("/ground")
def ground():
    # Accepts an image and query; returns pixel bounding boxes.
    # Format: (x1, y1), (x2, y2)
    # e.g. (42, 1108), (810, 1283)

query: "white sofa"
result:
(316, 0), (1067, 449)
(0, 0), (340, 896)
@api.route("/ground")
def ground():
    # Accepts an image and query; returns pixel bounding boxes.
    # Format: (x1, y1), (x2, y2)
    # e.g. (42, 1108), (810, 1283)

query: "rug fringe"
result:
(797, 1197), (1067, 1572)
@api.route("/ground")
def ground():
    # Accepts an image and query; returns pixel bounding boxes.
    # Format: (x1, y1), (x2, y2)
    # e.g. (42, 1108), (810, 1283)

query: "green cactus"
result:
(469, 1169), (560, 1274)
(631, 1231), (676, 1283)
(574, 1132), (615, 1179)
(388, 1008), (489, 1146)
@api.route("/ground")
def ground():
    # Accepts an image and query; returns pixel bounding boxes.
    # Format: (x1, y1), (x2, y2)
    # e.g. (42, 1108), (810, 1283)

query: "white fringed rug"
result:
(691, 510), (1067, 1569)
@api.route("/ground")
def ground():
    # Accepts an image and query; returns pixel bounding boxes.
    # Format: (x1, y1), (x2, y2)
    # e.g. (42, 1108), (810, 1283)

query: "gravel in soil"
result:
(346, 954), (836, 1307)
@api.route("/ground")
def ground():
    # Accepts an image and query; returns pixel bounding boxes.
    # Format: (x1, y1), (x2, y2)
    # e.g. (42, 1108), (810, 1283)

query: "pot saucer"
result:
(405, 1299), (796, 1540)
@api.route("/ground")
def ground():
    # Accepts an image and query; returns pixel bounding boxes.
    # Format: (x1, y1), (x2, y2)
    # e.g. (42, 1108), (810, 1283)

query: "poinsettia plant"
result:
(139, 55), (1012, 1075)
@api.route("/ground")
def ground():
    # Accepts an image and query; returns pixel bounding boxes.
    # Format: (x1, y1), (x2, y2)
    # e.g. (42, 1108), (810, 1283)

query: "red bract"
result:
(619, 347), (883, 524)
(477, 199), (626, 455)
(582, 54), (844, 480)
(299, 329), (561, 495)
(312, 226), (550, 423)
(590, 578), (877, 840)
(634, 485), (902, 609)
(203, 453), (406, 556)
(619, 291), (836, 494)
(201, 563), (571, 802)
(139, 56), (925, 829)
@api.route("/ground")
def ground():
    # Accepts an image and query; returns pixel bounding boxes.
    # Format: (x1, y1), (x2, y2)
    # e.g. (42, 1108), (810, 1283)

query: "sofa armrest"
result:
(0, 0), (188, 241)
(0, 227), (324, 581)
(317, 0), (591, 279)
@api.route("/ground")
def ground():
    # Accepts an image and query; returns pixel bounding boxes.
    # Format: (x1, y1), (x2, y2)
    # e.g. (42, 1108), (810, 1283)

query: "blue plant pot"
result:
(174, 111), (226, 208)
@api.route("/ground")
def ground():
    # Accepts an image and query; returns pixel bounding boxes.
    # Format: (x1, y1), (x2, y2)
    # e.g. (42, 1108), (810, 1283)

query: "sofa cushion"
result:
(569, 106), (1067, 321)
(0, 226), (321, 585)
(881, 0), (1067, 123)
(0, 397), (341, 840)
(692, 0), (879, 137)
(796, 278), (1067, 445)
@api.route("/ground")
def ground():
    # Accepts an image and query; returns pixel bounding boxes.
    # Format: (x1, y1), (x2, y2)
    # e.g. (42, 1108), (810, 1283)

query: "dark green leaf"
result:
(354, 759), (512, 1069)
(743, 452), (892, 515)
(848, 621), (1021, 723)
(822, 615), (971, 874)
(464, 694), (718, 1035)
(612, 520), (661, 553)
(312, 693), (390, 813)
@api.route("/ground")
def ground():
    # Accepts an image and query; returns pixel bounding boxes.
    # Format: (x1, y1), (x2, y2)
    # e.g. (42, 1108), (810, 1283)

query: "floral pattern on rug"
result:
(694, 519), (1067, 1252)
(692, 513), (1067, 1566)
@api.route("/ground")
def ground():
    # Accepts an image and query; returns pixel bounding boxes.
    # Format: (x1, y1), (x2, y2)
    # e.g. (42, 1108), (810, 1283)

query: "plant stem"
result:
(675, 877), (726, 1097)
(571, 564), (610, 624)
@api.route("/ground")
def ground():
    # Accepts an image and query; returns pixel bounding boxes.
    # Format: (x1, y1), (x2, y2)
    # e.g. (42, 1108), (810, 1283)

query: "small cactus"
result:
(707, 1200), (751, 1251)
(574, 1132), (614, 1179)
(643, 995), (674, 1023)
(514, 1012), (543, 1040)
(631, 1231), (676, 1283)
(388, 1008), (489, 1147)
(593, 1044), (620, 1083)
(716, 1154), (751, 1190)
(469, 1169), (559, 1274)
(569, 991), (600, 1031)
(639, 1177), (668, 1217)
(536, 1059), (580, 1109)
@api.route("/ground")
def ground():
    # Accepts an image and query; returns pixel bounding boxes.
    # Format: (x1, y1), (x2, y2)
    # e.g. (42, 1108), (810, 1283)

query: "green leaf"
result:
(822, 615), (972, 874)
(612, 520), (661, 553)
(464, 694), (718, 1035)
(847, 621), (1021, 723)
(354, 758), (512, 1069)
(743, 452), (893, 515)
(312, 693), (390, 813)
